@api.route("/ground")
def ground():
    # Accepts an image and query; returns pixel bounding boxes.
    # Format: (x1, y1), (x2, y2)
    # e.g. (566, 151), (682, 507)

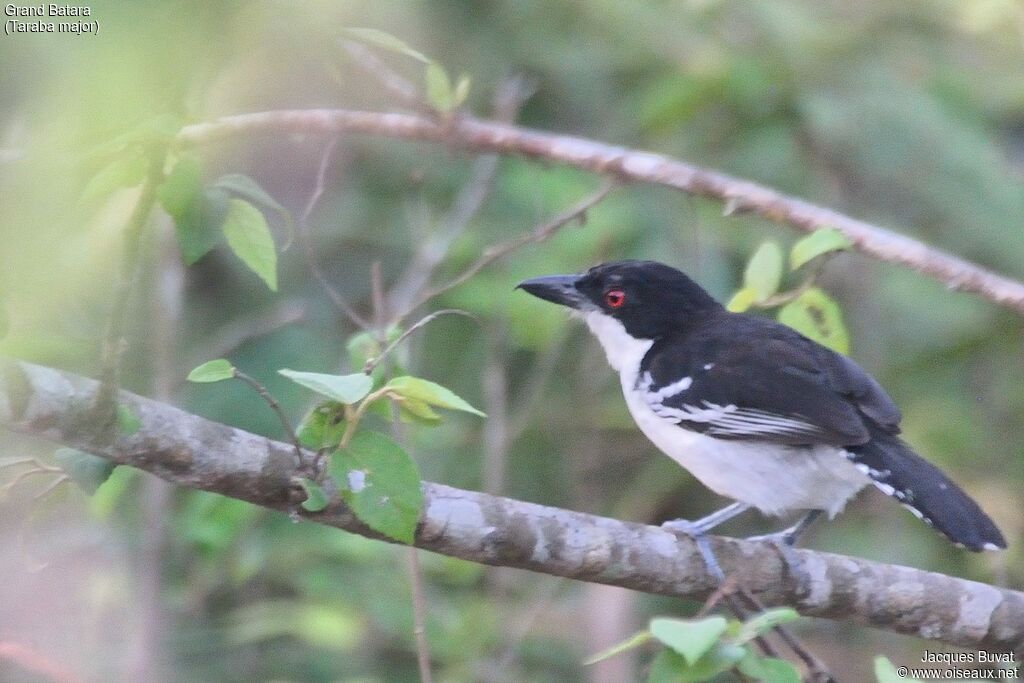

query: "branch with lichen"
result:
(2, 359), (1022, 655)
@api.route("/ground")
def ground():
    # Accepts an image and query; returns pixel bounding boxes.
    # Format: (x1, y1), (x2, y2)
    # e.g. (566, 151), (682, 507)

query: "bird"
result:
(517, 260), (1006, 575)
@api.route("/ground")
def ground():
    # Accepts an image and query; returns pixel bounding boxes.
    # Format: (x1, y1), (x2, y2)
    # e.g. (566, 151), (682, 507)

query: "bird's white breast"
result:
(585, 311), (869, 517)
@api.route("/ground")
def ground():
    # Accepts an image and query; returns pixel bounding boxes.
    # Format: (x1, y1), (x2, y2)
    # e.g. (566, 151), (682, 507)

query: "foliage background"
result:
(1, 1), (1022, 681)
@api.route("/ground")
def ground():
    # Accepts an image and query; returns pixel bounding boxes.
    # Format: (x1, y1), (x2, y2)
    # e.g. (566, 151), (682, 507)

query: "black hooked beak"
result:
(516, 274), (585, 309)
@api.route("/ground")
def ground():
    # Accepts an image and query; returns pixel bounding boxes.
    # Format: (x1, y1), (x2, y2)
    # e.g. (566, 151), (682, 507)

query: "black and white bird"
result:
(518, 260), (1006, 562)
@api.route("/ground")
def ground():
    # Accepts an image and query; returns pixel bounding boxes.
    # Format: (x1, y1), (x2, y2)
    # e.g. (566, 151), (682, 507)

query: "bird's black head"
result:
(517, 260), (722, 340)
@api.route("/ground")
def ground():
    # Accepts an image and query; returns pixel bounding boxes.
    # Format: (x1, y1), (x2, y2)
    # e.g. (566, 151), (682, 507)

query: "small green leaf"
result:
(384, 376), (485, 417)
(81, 153), (147, 205)
(777, 287), (850, 354)
(297, 401), (348, 450)
(743, 241), (784, 301)
(425, 62), (454, 113)
(213, 174), (294, 246)
(188, 359), (236, 383)
(726, 286), (759, 313)
(875, 656), (926, 683)
(650, 616), (728, 665)
(646, 649), (688, 683)
(584, 630), (652, 666)
(279, 369), (373, 404)
(329, 430), (423, 543)
(453, 73), (471, 107)
(398, 397), (441, 423)
(157, 156), (203, 218)
(737, 653), (801, 683)
(222, 198), (278, 291)
(54, 448), (115, 495)
(115, 404), (142, 435)
(736, 608), (799, 642)
(790, 228), (852, 271)
(646, 643), (747, 683)
(299, 478), (329, 512)
(344, 27), (430, 63)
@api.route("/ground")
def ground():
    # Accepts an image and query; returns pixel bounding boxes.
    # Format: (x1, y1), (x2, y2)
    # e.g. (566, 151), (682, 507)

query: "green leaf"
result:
(172, 186), (230, 265)
(646, 649), (688, 683)
(646, 644), (747, 683)
(425, 62), (454, 113)
(54, 448), (115, 495)
(115, 404), (142, 435)
(584, 630), (652, 665)
(650, 616), (728, 665)
(279, 369), (373, 404)
(737, 653), (801, 683)
(743, 241), (784, 301)
(329, 430), (423, 543)
(384, 376), (485, 417)
(297, 401), (348, 450)
(726, 286), (759, 313)
(80, 153), (147, 205)
(157, 156), (202, 218)
(188, 359), (235, 383)
(777, 287), (850, 354)
(213, 174), (294, 246)
(398, 397), (442, 423)
(790, 228), (853, 270)
(344, 27), (430, 63)
(299, 478), (329, 512)
(453, 73), (472, 107)
(221, 198), (278, 291)
(875, 656), (926, 683)
(736, 608), (799, 642)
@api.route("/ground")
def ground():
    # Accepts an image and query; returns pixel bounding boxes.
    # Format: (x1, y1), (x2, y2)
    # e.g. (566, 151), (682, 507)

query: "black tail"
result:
(847, 427), (1006, 551)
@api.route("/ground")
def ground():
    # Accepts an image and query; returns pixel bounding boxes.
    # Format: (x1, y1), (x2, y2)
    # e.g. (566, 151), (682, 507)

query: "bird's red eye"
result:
(604, 289), (626, 308)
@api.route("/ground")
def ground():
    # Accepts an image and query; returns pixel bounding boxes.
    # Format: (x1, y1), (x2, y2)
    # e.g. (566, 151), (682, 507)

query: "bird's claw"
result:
(661, 518), (726, 584)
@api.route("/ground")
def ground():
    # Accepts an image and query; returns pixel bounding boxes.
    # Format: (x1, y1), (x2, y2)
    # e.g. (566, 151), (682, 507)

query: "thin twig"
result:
(413, 179), (618, 310)
(30, 474), (69, 502)
(735, 587), (836, 682)
(178, 110), (1024, 318)
(406, 544), (434, 683)
(94, 152), (165, 436)
(371, 260), (386, 335)
(232, 371), (304, 469)
(696, 577), (779, 659)
(298, 136), (372, 329)
(387, 77), (533, 320)
(341, 40), (421, 108)
(757, 259), (828, 308)
(387, 399), (435, 683)
(364, 309), (477, 375)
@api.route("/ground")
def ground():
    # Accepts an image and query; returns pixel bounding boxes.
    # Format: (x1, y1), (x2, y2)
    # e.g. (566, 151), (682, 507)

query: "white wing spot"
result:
(703, 363), (714, 371)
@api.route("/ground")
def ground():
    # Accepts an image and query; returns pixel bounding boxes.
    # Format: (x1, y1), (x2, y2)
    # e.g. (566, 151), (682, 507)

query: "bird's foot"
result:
(746, 529), (809, 590)
(661, 518), (726, 584)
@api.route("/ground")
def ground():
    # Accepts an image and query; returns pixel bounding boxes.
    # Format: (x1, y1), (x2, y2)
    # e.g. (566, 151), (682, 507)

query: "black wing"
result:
(638, 313), (901, 446)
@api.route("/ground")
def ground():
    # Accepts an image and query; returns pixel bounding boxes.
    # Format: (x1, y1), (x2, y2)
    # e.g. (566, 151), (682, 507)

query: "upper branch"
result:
(2, 359), (1022, 655)
(176, 109), (1024, 318)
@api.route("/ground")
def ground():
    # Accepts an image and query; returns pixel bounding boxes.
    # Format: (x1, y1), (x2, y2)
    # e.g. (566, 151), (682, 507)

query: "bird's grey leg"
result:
(661, 502), (751, 582)
(746, 509), (822, 546)
(746, 510), (823, 589)
(661, 501), (750, 536)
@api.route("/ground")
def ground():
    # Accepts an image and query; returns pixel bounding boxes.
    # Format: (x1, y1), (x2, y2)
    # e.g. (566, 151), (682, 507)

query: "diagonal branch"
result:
(177, 109), (1024, 317)
(2, 359), (1022, 656)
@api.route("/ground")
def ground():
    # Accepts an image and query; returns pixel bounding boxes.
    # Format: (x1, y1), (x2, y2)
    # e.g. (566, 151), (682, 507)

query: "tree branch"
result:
(3, 359), (1022, 655)
(177, 109), (1024, 317)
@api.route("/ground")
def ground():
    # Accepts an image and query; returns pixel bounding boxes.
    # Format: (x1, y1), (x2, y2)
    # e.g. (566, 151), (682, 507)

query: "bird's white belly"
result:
(620, 370), (870, 518)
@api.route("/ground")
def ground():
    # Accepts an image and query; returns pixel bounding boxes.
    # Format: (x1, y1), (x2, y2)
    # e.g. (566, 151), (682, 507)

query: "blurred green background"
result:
(1, 1), (1022, 681)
